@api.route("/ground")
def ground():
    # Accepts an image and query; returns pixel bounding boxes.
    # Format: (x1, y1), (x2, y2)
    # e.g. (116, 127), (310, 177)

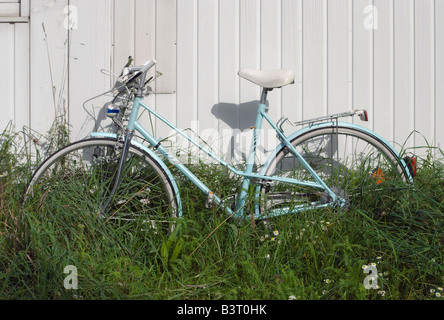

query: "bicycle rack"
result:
(277, 109), (369, 134)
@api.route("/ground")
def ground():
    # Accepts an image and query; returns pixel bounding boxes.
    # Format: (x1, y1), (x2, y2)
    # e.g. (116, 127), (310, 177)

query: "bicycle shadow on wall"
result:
(90, 106), (109, 133)
(211, 101), (272, 164)
(81, 101), (117, 138)
(211, 101), (342, 169)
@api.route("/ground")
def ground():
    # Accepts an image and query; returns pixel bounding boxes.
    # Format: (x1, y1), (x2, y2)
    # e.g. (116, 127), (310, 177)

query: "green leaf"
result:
(170, 238), (184, 264)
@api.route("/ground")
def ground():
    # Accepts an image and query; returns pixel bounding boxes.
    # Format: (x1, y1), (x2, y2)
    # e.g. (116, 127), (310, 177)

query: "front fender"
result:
(91, 132), (183, 217)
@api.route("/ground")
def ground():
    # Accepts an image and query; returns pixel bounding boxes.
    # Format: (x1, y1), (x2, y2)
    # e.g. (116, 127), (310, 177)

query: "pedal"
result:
(205, 191), (214, 209)
(251, 178), (277, 187)
(220, 194), (238, 211)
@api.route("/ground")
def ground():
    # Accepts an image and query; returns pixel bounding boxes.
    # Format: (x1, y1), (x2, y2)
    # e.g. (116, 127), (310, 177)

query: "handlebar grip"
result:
(140, 59), (157, 74)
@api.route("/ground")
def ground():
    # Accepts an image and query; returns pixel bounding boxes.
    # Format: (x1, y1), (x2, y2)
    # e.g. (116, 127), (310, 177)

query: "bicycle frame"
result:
(93, 90), (339, 220)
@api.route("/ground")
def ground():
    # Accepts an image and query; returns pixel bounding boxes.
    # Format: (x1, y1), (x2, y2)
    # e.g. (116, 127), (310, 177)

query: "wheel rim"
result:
(27, 139), (178, 235)
(261, 127), (408, 215)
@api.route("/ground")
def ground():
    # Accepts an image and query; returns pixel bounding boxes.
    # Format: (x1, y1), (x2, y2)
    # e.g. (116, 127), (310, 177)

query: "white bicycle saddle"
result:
(238, 69), (295, 89)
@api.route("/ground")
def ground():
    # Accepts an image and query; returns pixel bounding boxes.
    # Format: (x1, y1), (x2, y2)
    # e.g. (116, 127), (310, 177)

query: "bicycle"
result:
(26, 58), (416, 237)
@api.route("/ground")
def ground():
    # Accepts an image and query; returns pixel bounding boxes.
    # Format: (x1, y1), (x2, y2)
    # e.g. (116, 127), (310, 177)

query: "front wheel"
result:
(26, 138), (179, 236)
(261, 125), (412, 216)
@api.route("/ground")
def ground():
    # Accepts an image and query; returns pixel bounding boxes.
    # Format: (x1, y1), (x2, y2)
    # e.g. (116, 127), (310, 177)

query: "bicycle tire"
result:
(26, 138), (178, 235)
(260, 125), (410, 215)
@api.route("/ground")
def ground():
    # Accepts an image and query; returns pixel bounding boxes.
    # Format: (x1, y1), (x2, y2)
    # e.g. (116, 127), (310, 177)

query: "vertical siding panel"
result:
(352, 0), (373, 131)
(30, 0), (69, 137)
(239, 0), (260, 133)
(260, 0), (281, 127)
(197, 0), (218, 138)
(69, 0), (113, 140)
(328, 0), (350, 116)
(218, 0), (240, 160)
(436, 0), (444, 152)
(113, 0), (135, 73)
(14, 23), (29, 131)
(282, 0), (302, 122)
(155, 0), (177, 94)
(348, 0), (354, 119)
(260, 0), (281, 70)
(176, 0), (198, 132)
(134, 0), (155, 65)
(155, 95), (177, 140)
(218, 0), (239, 104)
(154, 0), (177, 139)
(239, 0), (260, 73)
(394, 0), (415, 150)
(414, 0), (435, 149)
(21, 0), (30, 17)
(134, 0), (156, 134)
(237, 0), (260, 161)
(175, 0), (198, 160)
(0, 23), (14, 131)
(258, 0), (282, 160)
(373, 0), (394, 141)
(303, 0), (327, 120)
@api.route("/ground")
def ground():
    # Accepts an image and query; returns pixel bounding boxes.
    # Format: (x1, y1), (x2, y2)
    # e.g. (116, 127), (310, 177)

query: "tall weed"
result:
(0, 125), (443, 300)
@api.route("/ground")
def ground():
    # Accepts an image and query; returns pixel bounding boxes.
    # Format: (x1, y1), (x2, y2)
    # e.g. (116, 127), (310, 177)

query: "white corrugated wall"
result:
(1, 0), (443, 160)
(0, 0), (29, 134)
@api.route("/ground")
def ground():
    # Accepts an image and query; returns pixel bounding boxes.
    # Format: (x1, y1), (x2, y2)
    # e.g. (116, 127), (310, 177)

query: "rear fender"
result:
(259, 122), (413, 182)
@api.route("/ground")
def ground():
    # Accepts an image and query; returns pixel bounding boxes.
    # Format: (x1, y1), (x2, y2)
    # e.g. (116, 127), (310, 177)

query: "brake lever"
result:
(124, 56), (133, 68)
(142, 71), (163, 95)
(144, 71), (163, 86)
(144, 76), (154, 86)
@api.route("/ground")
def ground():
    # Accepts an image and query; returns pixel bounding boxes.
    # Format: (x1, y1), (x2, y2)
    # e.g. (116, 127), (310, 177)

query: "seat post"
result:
(260, 88), (270, 105)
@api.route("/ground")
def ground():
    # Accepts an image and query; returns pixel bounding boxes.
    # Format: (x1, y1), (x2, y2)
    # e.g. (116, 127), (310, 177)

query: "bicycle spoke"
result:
(26, 138), (178, 242)
(261, 127), (409, 217)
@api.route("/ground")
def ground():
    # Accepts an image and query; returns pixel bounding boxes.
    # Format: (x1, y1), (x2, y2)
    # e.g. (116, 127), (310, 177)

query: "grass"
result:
(0, 125), (443, 300)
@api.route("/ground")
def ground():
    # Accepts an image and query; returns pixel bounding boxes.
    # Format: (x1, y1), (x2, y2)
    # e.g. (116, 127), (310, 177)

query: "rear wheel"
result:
(261, 126), (411, 216)
(26, 138), (178, 237)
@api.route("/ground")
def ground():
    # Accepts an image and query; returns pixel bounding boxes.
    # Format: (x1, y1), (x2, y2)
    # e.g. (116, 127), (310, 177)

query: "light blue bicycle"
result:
(27, 59), (415, 235)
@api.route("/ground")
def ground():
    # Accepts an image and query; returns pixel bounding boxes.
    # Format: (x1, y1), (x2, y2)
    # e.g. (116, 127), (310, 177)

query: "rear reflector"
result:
(357, 110), (369, 122)
(403, 156), (417, 178)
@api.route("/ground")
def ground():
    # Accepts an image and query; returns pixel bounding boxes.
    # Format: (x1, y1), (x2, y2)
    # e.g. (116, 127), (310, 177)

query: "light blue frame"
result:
(92, 96), (411, 220)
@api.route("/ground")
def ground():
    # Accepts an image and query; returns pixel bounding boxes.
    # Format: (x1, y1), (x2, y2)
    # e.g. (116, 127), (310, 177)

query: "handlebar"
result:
(140, 59), (157, 73)
(115, 59), (157, 94)
(127, 59), (156, 75)
(135, 60), (156, 95)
